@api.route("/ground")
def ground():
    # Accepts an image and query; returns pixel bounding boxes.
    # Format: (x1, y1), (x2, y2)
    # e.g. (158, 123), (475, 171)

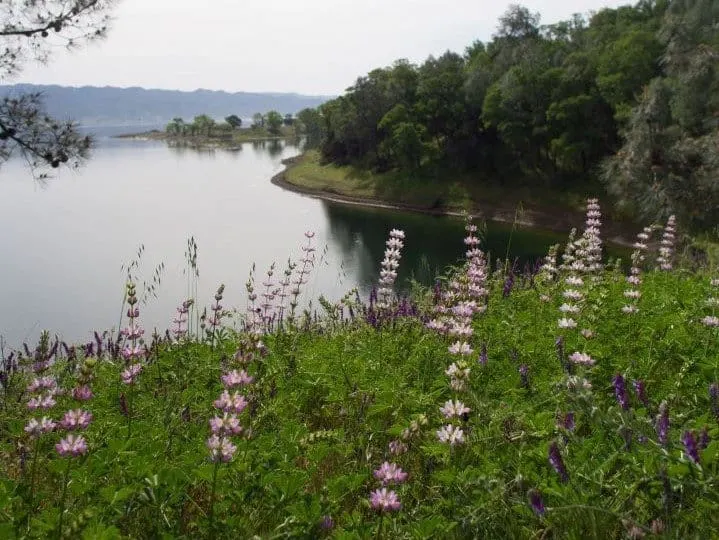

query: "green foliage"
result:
(224, 115), (242, 129)
(2, 246), (719, 536)
(306, 1), (716, 230)
(265, 110), (283, 135)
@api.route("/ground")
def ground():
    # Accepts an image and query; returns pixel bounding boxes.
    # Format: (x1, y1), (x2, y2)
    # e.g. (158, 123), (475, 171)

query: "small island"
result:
(117, 110), (310, 149)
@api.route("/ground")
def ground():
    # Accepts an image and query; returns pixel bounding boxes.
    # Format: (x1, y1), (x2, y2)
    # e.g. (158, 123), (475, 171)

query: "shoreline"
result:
(114, 130), (295, 147)
(271, 155), (636, 248)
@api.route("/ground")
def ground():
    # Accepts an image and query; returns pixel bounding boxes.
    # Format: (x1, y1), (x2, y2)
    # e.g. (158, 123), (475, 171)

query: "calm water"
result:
(0, 128), (569, 348)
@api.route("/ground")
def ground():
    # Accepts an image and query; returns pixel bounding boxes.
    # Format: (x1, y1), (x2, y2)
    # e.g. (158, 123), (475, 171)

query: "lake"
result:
(0, 128), (571, 348)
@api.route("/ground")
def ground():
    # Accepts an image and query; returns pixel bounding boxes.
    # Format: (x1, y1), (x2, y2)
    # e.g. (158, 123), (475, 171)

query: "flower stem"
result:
(375, 514), (384, 540)
(208, 461), (220, 539)
(56, 459), (72, 540)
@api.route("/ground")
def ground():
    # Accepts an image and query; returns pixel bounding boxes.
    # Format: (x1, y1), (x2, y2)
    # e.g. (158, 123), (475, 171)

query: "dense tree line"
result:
(314, 0), (718, 230)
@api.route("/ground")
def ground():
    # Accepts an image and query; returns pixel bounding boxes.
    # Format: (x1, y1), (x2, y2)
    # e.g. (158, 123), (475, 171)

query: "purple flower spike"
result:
(519, 364), (529, 388)
(561, 412), (575, 432)
(528, 489), (545, 516)
(633, 380), (649, 408)
(478, 342), (488, 366)
(681, 430), (700, 464)
(320, 515), (334, 531)
(710, 383), (719, 419)
(548, 442), (569, 483)
(656, 402), (670, 446)
(699, 426), (710, 450)
(613, 374), (629, 410)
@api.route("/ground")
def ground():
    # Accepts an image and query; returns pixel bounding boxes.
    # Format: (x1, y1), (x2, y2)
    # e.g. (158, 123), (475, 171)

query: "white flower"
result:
(558, 318), (577, 329)
(559, 303), (579, 314)
(436, 424), (465, 445)
(569, 351), (595, 366)
(702, 316), (719, 327)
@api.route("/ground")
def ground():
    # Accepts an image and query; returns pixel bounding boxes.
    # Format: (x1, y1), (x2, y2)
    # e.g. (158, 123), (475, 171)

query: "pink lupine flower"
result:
(121, 323), (144, 340)
(373, 462), (408, 485)
(388, 439), (408, 455)
(59, 409), (93, 431)
(448, 341), (473, 355)
(221, 370), (254, 388)
(209, 413), (243, 435)
(56, 434), (88, 457)
(656, 215), (676, 271)
(206, 435), (237, 463)
(27, 376), (57, 393)
(24, 417), (56, 437)
(27, 394), (56, 410)
(436, 424), (465, 445)
(702, 316), (719, 327)
(440, 399), (471, 419)
(558, 318), (577, 329)
(569, 352), (595, 366)
(213, 390), (248, 414)
(369, 488), (402, 512)
(121, 363), (143, 385)
(72, 386), (94, 401)
(122, 345), (145, 361)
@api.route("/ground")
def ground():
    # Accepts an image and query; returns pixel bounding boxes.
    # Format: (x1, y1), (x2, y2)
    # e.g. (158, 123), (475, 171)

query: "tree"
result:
(191, 115), (216, 137)
(296, 108), (324, 142)
(251, 113), (264, 129)
(283, 113), (294, 126)
(225, 115), (242, 129)
(166, 117), (186, 136)
(265, 110), (283, 135)
(0, 0), (117, 173)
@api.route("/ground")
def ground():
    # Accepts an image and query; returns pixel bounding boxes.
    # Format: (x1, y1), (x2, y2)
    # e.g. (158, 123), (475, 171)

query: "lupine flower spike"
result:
(656, 215), (676, 271)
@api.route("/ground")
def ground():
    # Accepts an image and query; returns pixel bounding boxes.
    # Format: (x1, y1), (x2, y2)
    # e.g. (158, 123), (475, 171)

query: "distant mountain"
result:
(0, 84), (333, 126)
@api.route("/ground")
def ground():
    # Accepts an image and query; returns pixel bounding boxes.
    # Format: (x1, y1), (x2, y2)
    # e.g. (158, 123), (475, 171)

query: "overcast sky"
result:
(16, 0), (631, 96)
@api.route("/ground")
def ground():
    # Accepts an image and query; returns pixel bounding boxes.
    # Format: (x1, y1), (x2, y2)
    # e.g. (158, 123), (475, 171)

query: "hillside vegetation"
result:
(1, 201), (719, 538)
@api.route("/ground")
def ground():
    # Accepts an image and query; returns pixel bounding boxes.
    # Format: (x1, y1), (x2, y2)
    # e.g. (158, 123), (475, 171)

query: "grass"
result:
(284, 151), (606, 225)
(1, 216), (718, 538)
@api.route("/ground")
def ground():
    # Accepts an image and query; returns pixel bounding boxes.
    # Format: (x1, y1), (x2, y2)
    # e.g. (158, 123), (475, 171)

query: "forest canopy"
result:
(314, 0), (718, 231)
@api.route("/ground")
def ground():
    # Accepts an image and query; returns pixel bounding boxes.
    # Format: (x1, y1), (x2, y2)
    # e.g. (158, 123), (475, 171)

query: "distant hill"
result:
(0, 84), (333, 126)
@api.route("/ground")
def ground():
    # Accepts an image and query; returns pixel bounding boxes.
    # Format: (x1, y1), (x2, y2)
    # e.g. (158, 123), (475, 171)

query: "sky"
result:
(15, 0), (632, 96)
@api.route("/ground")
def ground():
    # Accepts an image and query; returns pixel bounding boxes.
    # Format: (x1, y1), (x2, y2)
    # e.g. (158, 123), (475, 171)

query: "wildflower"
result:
(56, 434), (88, 457)
(373, 462), (408, 485)
(681, 430), (700, 464)
(699, 426), (710, 450)
(448, 341), (473, 356)
(559, 303), (580, 314)
(580, 329), (594, 339)
(656, 402), (669, 446)
(320, 515), (334, 531)
(376, 229), (405, 309)
(59, 409), (93, 431)
(213, 390), (248, 414)
(562, 290), (583, 301)
(440, 399), (471, 419)
(206, 435), (237, 463)
(560, 411), (575, 432)
(388, 439), (408, 455)
(209, 413), (243, 436)
(548, 442), (569, 483)
(558, 318), (577, 329)
(27, 376), (57, 393)
(27, 394), (56, 410)
(656, 215), (676, 271)
(613, 374), (629, 410)
(565, 276), (583, 286)
(566, 375), (592, 391)
(369, 488), (401, 512)
(221, 370), (254, 388)
(24, 417), (56, 437)
(478, 342), (488, 366)
(710, 383), (719, 418)
(72, 385), (94, 401)
(519, 364), (529, 388)
(528, 489), (545, 516)
(622, 305), (639, 314)
(568, 352), (594, 366)
(436, 424), (465, 445)
(121, 363), (143, 385)
(702, 316), (719, 327)
(633, 380), (649, 409)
